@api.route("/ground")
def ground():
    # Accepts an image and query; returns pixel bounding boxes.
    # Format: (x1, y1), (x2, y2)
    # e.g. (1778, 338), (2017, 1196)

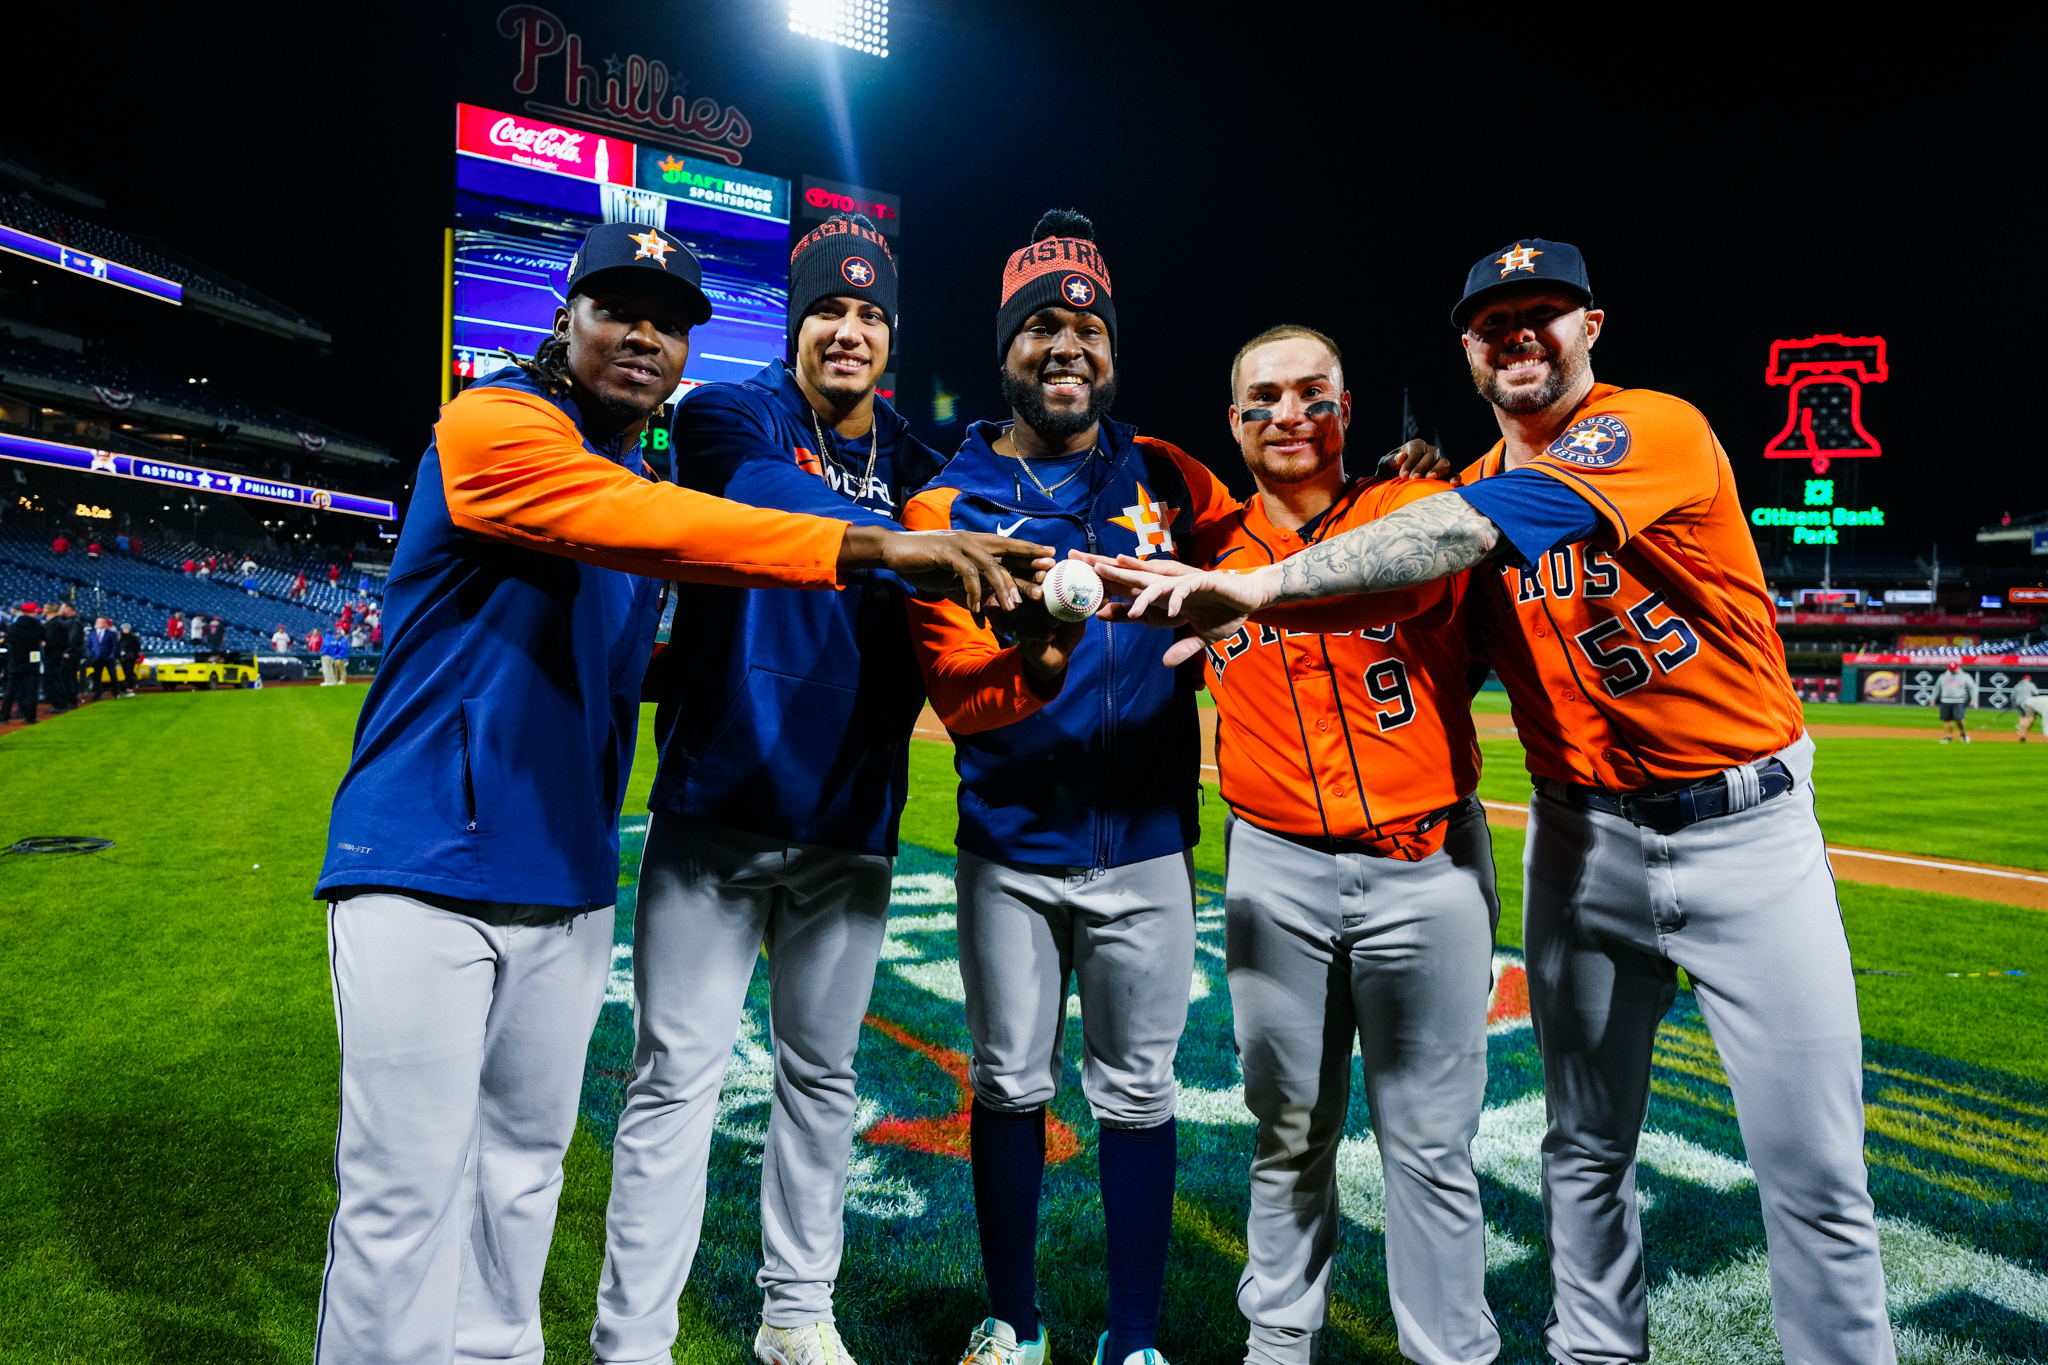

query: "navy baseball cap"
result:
(1451, 238), (1593, 329)
(565, 221), (713, 327)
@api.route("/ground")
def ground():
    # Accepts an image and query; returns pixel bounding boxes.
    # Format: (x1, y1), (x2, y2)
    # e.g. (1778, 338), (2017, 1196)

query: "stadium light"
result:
(788, 0), (889, 57)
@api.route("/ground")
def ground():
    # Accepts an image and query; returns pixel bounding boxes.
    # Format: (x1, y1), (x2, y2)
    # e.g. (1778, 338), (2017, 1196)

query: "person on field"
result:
(84, 616), (119, 700)
(2, 602), (46, 724)
(308, 220), (1046, 1365)
(2012, 674), (2040, 740)
(1936, 660), (1974, 744)
(320, 626), (350, 686)
(593, 212), (950, 1365)
(1093, 239), (1896, 1365)
(117, 623), (141, 695)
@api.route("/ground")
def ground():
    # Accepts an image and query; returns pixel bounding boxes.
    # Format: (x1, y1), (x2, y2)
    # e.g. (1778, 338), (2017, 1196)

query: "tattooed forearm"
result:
(1273, 492), (1501, 602)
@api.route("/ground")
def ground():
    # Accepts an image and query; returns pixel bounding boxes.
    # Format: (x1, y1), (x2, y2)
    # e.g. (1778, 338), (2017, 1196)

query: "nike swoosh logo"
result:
(1211, 547), (1245, 567)
(997, 517), (1031, 538)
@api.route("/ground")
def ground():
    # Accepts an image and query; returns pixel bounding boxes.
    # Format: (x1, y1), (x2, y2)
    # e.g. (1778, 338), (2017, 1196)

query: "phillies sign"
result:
(456, 103), (633, 183)
(496, 5), (753, 166)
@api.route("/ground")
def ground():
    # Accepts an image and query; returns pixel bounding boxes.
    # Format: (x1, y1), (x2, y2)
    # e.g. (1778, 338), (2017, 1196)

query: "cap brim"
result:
(1451, 279), (1593, 329)
(572, 265), (714, 328)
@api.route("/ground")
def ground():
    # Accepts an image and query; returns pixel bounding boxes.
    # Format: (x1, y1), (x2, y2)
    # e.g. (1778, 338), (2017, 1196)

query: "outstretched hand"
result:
(1375, 438), (1452, 482)
(845, 526), (1054, 614)
(1073, 552), (1282, 666)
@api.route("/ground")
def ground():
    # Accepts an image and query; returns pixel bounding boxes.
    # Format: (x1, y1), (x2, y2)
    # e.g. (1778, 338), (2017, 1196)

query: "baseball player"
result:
(1195, 325), (1501, 1365)
(903, 209), (1241, 1365)
(2014, 673), (2042, 740)
(311, 221), (1044, 1365)
(1093, 240), (1895, 1364)
(1936, 659), (1974, 743)
(593, 215), (955, 1365)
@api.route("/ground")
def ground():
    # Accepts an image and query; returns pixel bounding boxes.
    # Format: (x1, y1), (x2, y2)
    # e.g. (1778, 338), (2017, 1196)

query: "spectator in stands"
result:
(84, 616), (118, 700)
(196, 559), (212, 581)
(320, 624), (349, 686)
(129, 532), (143, 557)
(45, 602), (80, 712)
(306, 626), (323, 653)
(117, 623), (140, 696)
(292, 571), (308, 599)
(2, 602), (46, 724)
(166, 611), (186, 641)
(327, 562), (340, 585)
(206, 554), (218, 575)
(244, 571), (260, 596)
(205, 617), (225, 657)
(188, 614), (207, 653)
(115, 532), (130, 555)
(241, 555), (258, 578)
(182, 556), (196, 575)
(52, 533), (70, 555)
(87, 540), (102, 560)
(350, 624), (369, 651)
(272, 625), (292, 652)
(369, 620), (382, 651)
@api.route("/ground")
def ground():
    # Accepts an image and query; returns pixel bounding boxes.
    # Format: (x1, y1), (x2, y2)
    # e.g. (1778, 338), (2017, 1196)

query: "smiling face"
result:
(553, 286), (693, 426)
(1231, 335), (1350, 488)
(1461, 285), (1602, 417)
(794, 295), (891, 411)
(1001, 306), (1118, 446)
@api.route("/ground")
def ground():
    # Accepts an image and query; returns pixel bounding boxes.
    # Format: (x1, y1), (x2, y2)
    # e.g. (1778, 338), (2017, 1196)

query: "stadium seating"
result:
(0, 192), (322, 333)
(0, 527), (378, 654)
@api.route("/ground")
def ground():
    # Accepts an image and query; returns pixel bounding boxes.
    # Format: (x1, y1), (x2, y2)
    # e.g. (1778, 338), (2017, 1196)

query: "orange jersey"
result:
(1192, 478), (1480, 861)
(1457, 383), (1801, 790)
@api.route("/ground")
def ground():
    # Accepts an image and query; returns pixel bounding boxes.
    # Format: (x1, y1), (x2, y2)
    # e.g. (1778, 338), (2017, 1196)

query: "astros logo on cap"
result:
(630, 229), (674, 269)
(1496, 243), (1543, 278)
(1546, 414), (1631, 467)
(1062, 274), (1096, 307)
(842, 256), (874, 287)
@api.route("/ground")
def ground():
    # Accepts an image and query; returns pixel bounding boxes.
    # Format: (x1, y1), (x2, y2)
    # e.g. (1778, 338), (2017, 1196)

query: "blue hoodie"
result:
(903, 418), (1237, 870)
(648, 361), (946, 856)
(317, 368), (665, 909)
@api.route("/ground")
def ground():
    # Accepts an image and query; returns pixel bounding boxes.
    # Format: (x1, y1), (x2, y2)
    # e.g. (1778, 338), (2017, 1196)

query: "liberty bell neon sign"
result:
(1764, 334), (1885, 474)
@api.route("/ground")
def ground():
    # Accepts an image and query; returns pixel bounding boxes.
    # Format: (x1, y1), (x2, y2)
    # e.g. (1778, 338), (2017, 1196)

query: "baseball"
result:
(1043, 560), (1105, 623)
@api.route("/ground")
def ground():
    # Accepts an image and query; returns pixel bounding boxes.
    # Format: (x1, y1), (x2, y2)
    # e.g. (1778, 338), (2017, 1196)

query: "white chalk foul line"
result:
(1476, 799), (2047, 885)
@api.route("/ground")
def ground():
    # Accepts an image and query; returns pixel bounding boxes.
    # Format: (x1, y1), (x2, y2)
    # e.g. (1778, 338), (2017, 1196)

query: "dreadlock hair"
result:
(501, 338), (574, 396)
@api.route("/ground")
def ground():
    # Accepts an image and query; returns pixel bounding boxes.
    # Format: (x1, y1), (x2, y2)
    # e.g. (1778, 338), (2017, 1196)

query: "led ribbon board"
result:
(1764, 334), (1885, 474)
(0, 223), (184, 306)
(0, 431), (394, 520)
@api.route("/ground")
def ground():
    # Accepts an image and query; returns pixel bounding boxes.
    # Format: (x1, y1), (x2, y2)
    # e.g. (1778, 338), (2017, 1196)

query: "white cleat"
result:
(960, 1316), (1049, 1365)
(755, 1322), (861, 1365)
(1091, 1334), (1168, 1365)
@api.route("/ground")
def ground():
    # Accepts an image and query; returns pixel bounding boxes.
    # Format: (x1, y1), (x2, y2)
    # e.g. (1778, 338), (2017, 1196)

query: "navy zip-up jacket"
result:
(648, 361), (947, 856)
(316, 366), (849, 909)
(903, 418), (1237, 870)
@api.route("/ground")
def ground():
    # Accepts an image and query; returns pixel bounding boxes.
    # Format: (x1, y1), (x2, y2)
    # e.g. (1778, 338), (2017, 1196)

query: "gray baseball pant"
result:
(955, 849), (1196, 1125)
(1524, 733), (1894, 1365)
(1228, 799), (1502, 1365)
(316, 893), (614, 1365)
(593, 814), (892, 1364)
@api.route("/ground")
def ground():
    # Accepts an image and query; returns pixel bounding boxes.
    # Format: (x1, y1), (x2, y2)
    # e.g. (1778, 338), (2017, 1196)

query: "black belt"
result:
(1546, 760), (1793, 830)
(1257, 798), (1465, 859)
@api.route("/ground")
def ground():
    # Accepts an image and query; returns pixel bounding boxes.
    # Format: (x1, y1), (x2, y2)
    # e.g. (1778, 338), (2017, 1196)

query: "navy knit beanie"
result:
(787, 212), (898, 353)
(996, 209), (1115, 361)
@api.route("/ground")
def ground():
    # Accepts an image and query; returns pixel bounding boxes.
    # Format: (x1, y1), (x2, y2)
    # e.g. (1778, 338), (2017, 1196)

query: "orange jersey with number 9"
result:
(1457, 383), (1801, 790)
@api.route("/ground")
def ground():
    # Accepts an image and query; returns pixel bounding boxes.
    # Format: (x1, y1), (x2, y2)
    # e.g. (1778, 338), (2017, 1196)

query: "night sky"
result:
(4, 5), (2034, 570)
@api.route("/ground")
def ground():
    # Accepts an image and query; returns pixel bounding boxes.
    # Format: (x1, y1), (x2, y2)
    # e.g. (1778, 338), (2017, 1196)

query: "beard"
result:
(1472, 332), (1590, 415)
(1001, 361), (1119, 444)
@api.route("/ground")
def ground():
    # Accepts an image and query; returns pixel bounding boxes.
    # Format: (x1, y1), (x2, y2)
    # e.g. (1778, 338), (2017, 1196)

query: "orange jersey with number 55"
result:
(1457, 383), (1801, 790)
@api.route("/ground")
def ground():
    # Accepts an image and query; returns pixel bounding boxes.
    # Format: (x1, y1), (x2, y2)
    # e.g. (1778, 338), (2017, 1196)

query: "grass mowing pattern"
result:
(1, 692), (2043, 1361)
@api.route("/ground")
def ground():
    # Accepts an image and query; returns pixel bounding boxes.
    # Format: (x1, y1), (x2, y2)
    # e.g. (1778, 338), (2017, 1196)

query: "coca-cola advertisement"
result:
(456, 102), (632, 185)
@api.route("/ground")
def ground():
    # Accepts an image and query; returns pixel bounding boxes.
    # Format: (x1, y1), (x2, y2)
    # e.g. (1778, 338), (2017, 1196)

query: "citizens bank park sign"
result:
(0, 432), (394, 521)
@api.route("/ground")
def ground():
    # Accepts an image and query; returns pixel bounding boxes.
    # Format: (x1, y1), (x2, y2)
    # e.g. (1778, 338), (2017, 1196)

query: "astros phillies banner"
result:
(0, 431), (396, 521)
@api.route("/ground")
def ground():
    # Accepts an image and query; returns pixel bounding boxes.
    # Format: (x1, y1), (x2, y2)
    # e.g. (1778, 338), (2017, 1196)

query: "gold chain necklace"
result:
(1005, 427), (1094, 501)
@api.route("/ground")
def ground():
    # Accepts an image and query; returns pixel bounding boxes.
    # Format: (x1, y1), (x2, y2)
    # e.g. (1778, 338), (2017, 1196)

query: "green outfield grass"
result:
(0, 689), (2042, 1362)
